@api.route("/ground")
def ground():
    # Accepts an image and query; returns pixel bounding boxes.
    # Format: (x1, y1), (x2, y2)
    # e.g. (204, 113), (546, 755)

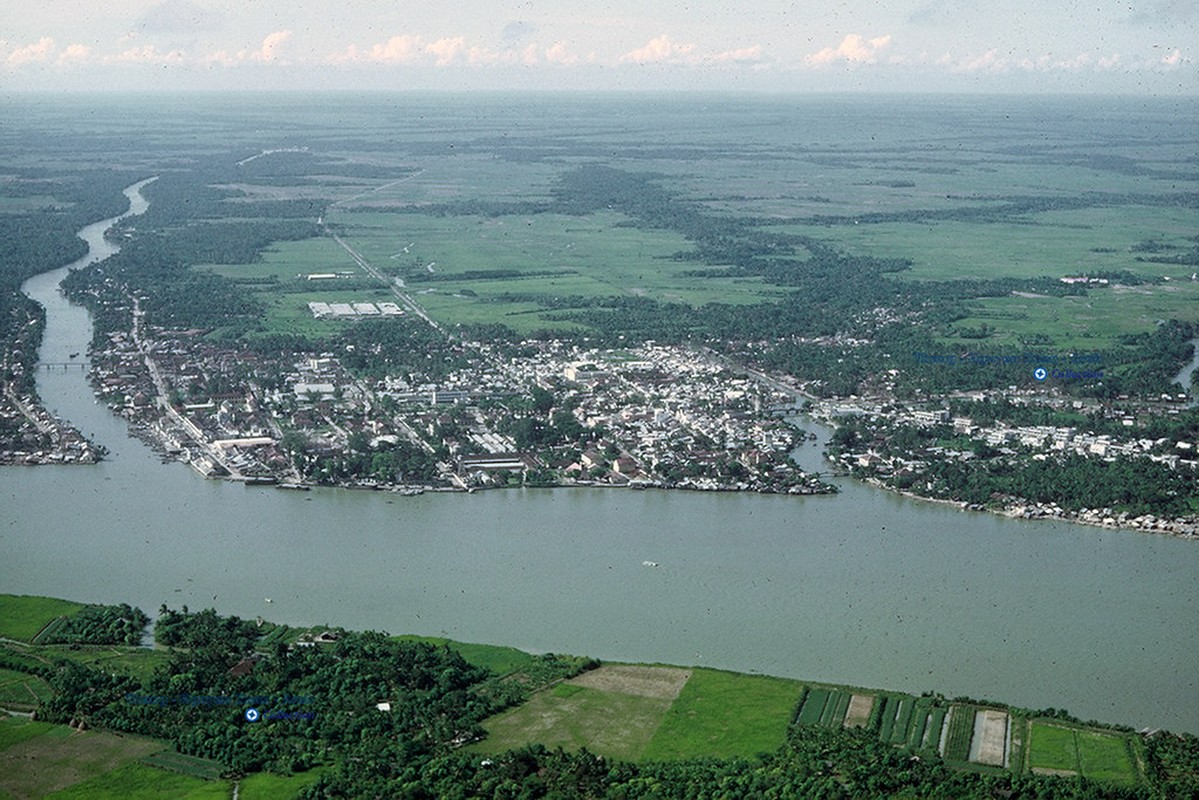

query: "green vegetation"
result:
(943, 705), (977, 762)
(796, 687), (832, 725)
(1030, 721), (1081, 773)
(0, 594), (1172, 797)
(1146, 732), (1199, 796)
(0, 715), (56, 748)
(139, 750), (224, 780)
(42, 762), (226, 800)
(236, 768), (328, 799)
(0, 665), (52, 709)
(1077, 729), (1139, 784)
(0, 719), (167, 800)
(0, 595), (85, 642)
(34, 603), (149, 647)
(391, 635), (535, 676)
(473, 683), (672, 762)
(640, 669), (802, 760)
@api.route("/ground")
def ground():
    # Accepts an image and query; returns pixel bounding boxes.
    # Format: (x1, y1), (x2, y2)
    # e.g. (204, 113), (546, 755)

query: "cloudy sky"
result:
(1, 0), (1193, 93)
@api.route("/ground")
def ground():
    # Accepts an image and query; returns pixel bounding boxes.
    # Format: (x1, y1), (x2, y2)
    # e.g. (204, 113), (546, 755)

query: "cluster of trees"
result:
(336, 318), (471, 380)
(829, 416), (1199, 517)
(16, 600), (1188, 797)
(40, 603), (149, 646)
(947, 398), (1199, 444)
(304, 721), (1153, 798)
(35, 605), (591, 779)
(0, 169), (137, 393)
(57, 153), (325, 336)
(501, 386), (594, 452)
(304, 434), (440, 485)
(1145, 732), (1199, 797)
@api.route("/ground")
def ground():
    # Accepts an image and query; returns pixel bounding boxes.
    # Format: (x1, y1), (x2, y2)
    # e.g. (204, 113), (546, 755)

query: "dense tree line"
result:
(39, 603), (149, 646)
(34, 606), (589, 779)
(0, 169), (140, 392)
(306, 435), (440, 485)
(17, 602), (1188, 796)
(829, 416), (1199, 516)
(305, 719), (1152, 799)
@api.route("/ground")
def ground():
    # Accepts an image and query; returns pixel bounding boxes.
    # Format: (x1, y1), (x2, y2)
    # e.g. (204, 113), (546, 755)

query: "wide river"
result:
(2, 182), (1197, 734)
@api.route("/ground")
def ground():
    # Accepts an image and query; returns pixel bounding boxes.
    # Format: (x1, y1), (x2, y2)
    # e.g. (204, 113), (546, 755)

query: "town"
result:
(79, 294), (834, 496)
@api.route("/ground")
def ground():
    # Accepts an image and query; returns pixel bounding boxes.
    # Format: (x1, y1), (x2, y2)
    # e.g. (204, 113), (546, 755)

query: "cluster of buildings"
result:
(815, 399), (1199, 536)
(307, 301), (404, 318)
(78, 309), (833, 495)
(0, 384), (100, 465)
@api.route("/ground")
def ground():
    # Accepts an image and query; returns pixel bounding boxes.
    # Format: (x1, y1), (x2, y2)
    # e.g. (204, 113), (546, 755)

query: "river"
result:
(2, 182), (1197, 734)
(1175, 337), (1199, 408)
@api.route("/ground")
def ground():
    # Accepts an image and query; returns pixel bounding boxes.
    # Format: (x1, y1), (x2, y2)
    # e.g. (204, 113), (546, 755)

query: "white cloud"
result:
(709, 45), (767, 65)
(369, 35), (422, 64)
(112, 44), (185, 64)
(256, 30), (292, 63)
(201, 30), (292, 66)
(620, 34), (696, 65)
(1161, 48), (1184, 65)
(57, 43), (92, 65)
(544, 41), (579, 65)
(805, 34), (892, 66)
(425, 37), (466, 67)
(957, 49), (1007, 72)
(6, 37), (55, 67)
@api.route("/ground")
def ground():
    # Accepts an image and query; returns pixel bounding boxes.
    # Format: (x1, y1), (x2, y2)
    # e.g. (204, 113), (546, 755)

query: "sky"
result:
(0, 0), (1194, 94)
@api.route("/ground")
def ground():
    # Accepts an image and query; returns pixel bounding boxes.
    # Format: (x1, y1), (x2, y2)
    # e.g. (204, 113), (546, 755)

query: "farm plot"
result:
(968, 709), (1009, 767)
(1077, 730), (1140, 785)
(942, 705), (977, 762)
(141, 750), (225, 780)
(641, 669), (801, 761)
(0, 594), (85, 642)
(472, 665), (687, 762)
(0, 666), (52, 711)
(474, 665), (800, 763)
(1027, 721), (1141, 785)
(0, 720), (167, 799)
(843, 693), (875, 728)
(1029, 722), (1080, 775)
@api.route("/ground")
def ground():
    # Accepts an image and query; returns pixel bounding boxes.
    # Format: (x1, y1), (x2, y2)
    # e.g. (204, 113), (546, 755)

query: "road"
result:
(130, 296), (243, 479)
(327, 232), (445, 335)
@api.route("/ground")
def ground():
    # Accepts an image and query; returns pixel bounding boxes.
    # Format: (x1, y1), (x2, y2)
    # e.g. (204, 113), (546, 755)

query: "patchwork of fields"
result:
(474, 664), (1145, 786)
(0, 594), (1152, 793)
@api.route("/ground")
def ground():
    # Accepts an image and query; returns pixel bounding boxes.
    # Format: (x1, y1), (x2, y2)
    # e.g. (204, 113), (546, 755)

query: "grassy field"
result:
(640, 669), (802, 761)
(473, 665), (801, 763)
(1028, 722), (1081, 774)
(139, 751), (224, 780)
(391, 635), (535, 676)
(237, 768), (328, 799)
(330, 209), (791, 332)
(1076, 729), (1139, 784)
(0, 640), (170, 684)
(940, 280), (1199, 352)
(0, 718), (169, 800)
(1026, 720), (1141, 784)
(0, 714), (325, 800)
(0, 595), (86, 642)
(823, 206), (1199, 283)
(0, 666), (52, 711)
(41, 762), (225, 800)
(471, 673), (676, 762)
